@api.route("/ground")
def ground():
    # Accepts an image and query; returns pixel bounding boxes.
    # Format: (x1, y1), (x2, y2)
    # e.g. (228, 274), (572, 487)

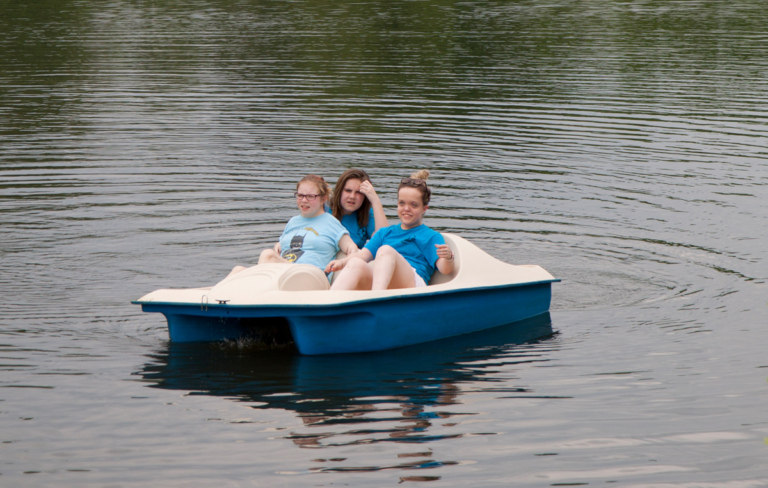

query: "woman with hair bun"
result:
(226, 174), (358, 278)
(329, 168), (389, 248)
(325, 170), (454, 290)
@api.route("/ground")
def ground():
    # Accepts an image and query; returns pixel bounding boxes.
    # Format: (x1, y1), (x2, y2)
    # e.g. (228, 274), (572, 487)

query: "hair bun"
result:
(410, 170), (430, 180)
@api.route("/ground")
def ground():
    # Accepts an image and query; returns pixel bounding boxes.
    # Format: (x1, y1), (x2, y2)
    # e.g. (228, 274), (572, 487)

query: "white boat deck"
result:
(135, 233), (556, 307)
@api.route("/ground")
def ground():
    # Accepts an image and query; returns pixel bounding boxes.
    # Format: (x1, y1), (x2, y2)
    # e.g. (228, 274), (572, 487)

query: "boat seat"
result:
(278, 264), (330, 291)
(206, 263), (329, 304)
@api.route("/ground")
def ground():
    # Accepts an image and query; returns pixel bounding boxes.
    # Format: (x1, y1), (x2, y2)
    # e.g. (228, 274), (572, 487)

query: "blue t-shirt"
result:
(279, 213), (349, 270)
(340, 208), (376, 248)
(364, 224), (444, 283)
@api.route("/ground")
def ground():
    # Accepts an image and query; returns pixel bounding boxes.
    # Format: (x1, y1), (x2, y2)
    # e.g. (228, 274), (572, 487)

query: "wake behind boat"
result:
(132, 233), (559, 355)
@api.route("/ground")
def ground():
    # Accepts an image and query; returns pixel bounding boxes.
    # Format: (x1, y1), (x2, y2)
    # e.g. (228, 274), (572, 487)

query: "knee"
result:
(376, 245), (398, 258)
(375, 246), (403, 265)
(336, 257), (372, 282)
(258, 248), (280, 264)
(331, 256), (372, 291)
(343, 257), (369, 274)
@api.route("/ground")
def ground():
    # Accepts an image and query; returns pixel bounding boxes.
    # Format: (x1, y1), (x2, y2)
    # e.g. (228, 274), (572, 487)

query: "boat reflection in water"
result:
(137, 313), (557, 477)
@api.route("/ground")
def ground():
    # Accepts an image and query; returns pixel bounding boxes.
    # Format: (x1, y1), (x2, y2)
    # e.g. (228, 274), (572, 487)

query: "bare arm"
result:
(325, 248), (373, 274)
(359, 180), (389, 231)
(435, 244), (455, 275)
(338, 234), (359, 256)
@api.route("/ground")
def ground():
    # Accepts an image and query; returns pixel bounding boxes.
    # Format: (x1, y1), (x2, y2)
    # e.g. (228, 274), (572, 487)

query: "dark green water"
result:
(2, 1), (767, 486)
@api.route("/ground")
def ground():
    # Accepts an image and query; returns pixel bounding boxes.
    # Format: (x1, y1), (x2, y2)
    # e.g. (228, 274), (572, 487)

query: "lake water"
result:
(2, 0), (768, 486)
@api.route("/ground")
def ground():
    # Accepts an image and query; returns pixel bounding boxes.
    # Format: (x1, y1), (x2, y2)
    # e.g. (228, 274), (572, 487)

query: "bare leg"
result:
(330, 257), (374, 290)
(258, 248), (289, 265)
(371, 246), (416, 290)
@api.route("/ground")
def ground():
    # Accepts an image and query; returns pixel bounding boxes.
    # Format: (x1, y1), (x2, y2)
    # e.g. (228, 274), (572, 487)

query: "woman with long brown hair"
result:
(329, 168), (389, 248)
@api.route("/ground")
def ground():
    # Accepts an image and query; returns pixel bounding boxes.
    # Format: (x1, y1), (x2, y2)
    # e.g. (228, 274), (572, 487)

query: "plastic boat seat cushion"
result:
(278, 264), (330, 291)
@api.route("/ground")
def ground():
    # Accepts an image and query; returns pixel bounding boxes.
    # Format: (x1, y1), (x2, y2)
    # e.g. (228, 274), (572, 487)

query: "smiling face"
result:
(339, 178), (365, 215)
(296, 181), (326, 218)
(397, 186), (428, 229)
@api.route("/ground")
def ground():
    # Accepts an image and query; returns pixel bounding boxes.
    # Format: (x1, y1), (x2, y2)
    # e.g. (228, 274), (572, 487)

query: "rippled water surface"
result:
(2, 1), (768, 486)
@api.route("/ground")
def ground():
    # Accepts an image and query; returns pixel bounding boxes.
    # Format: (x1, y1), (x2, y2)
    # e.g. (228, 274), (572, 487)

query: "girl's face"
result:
(397, 187), (427, 229)
(340, 178), (365, 215)
(296, 181), (326, 218)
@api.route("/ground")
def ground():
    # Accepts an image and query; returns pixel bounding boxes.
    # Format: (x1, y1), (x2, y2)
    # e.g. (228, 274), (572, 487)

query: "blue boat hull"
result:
(138, 280), (554, 355)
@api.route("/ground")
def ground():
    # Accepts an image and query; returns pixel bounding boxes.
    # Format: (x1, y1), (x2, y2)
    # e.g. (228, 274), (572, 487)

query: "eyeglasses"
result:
(294, 192), (320, 201)
(400, 177), (427, 188)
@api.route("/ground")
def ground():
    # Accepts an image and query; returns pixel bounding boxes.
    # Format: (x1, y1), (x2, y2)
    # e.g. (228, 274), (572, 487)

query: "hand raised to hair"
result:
(358, 180), (380, 203)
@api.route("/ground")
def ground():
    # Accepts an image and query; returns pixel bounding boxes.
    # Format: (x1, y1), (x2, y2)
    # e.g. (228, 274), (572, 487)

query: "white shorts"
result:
(413, 267), (427, 287)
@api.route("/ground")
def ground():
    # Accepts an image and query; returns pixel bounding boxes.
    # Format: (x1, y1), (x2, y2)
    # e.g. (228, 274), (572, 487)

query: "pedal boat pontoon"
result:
(132, 234), (559, 355)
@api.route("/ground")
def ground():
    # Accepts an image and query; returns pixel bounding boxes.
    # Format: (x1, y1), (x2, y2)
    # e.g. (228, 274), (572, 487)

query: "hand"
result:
(325, 259), (346, 274)
(345, 241), (359, 255)
(358, 180), (380, 202)
(274, 243), (281, 254)
(436, 244), (453, 261)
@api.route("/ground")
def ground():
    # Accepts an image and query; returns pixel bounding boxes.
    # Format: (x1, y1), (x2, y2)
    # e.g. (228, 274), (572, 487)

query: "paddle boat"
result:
(132, 233), (559, 355)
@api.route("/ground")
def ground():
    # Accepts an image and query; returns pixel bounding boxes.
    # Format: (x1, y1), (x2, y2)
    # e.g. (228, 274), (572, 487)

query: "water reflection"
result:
(138, 314), (556, 472)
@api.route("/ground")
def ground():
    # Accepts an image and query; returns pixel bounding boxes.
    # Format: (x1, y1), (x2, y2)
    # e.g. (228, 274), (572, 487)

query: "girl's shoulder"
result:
(416, 224), (441, 238)
(379, 223), (403, 235)
(284, 214), (304, 227)
(286, 212), (337, 228)
(317, 212), (349, 235)
(319, 211), (344, 225)
(377, 224), (434, 240)
(405, 225), (443, 246)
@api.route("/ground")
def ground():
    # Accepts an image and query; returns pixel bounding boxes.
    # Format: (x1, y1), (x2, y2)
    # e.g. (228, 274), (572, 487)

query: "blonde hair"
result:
(398, 169), (432, 205)
(297, 174), (330, 199)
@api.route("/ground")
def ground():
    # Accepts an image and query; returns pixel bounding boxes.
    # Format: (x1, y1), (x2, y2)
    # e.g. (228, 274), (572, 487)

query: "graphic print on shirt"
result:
(281, 234), (305, 262)
(357, 226), (370, 244)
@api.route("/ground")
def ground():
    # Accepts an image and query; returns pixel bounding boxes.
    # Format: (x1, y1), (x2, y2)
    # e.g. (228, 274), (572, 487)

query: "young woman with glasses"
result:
(329, 168), (389, 248)
(325, 170), (454, 290)
(226, 175), (359, 278)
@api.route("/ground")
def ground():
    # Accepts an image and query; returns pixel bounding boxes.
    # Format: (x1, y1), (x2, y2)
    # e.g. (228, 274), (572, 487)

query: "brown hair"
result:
(398, 169), (432, 205)
(297, 174), (330, 200)
(330, 168), (372, 229)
